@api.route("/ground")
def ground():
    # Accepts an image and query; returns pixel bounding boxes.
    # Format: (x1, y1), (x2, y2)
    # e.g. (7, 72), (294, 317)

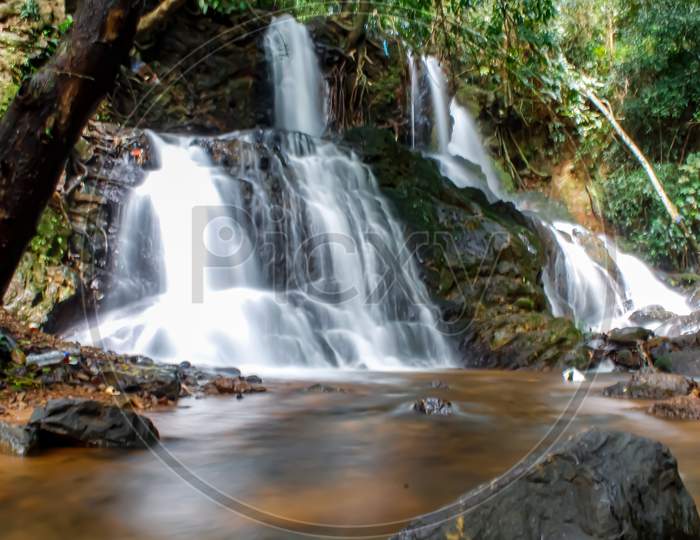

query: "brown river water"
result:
(1, 369), (699, 539)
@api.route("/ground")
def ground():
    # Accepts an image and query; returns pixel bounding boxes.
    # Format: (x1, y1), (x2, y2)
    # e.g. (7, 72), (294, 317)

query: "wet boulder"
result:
(391, 429), (700, 539)
(650, 393), (700, 420)
(103, 363), (181, 401)
(28, 399), (159, 449)
(344, 127), (585, 371)
(608, 326), (653, 344)
(629, 305), (675, 325)
(0, 421), (38, 456)
(655, 311), (700, 338)
(412, 397), (453, 416)
(603, 372), (696, 400)
(203, 375), (266, 396)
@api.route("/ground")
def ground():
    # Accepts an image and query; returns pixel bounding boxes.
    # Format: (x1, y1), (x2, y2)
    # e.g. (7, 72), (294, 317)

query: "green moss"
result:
(3, 206), (77, 327)
(345, 127), (584, 369)
(0, 82), (18, 118)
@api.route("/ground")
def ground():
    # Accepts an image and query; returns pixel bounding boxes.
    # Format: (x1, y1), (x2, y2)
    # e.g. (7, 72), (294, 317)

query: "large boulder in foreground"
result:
(392, 429), (700, 540)
(28, 399), (159, 449)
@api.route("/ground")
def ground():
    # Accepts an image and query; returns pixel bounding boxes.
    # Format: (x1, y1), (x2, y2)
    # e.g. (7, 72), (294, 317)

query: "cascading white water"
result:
(423, 57), (451, 153)
(73, 18), (452, 370)
(418, 55), (694, 334)
(264, 14), (326, 137)
(421, 57), (501, 201)
(408, 52), (419, 149)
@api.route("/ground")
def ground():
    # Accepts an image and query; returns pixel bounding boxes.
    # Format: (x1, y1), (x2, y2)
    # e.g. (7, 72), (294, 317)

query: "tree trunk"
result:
(0, 0), (143, 298)
(136, 0), (186, 43)
(584, 89), (700, 262)
(346, 0), (371, 50)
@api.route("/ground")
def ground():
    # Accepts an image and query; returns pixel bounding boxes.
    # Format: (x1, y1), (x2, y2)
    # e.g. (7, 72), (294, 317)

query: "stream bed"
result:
(0, 369), (698, 539)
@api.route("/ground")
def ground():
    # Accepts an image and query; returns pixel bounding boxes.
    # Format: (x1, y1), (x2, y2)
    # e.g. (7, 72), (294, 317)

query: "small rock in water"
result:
(562, 367), (586, 383)
(603, 372), (696, 400)
(203, 376), (265, 395)
(629, 305), (675, 325)
(305, 383), (345, 393)
(413, 397), (453, 416)
(246, 375), (263, 384)
(430, 379), (449, 390)
(127, 354), (155, 366)
(608, 327), (653, 344)
(213, 367), (242, 378)
(649, 392), (700, 420)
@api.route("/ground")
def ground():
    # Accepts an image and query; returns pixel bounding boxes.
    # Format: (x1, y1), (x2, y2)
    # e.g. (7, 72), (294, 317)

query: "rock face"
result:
(603, 372), (696, 400)
(344, 127), (584, 369)
(112, 11), (271, 133)
(392, 429), (700, 540)
(3, 123), (153, 330)
(28, 399), (159, 449)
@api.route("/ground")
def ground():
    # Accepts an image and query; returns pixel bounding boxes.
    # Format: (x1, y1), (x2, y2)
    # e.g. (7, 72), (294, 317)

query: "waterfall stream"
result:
(72, 17), (452, 370)
(419, 55), (693, 334)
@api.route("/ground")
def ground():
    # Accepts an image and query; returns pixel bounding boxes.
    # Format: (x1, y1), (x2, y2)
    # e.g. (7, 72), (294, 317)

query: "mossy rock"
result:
(344, 127), (583, 369)
(3, 206), (77, 328)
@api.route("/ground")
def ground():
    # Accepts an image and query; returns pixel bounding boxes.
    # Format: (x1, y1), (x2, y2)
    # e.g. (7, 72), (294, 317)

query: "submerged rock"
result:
(412, 397), (453, 416)
(203, 376), (265, 396)
(603, 372), (696, 400)
(650, 393), (700, 420)
(28, 399), (159, 449)
(305, 383), (346, 393)
(392, 429), (700, 539)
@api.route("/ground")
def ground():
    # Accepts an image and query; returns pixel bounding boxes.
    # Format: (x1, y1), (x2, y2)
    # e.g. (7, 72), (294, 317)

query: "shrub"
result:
(601, 153), (700, 270)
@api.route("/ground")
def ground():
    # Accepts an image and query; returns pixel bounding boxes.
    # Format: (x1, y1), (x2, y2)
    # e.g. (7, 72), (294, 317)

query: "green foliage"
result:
(29, 206), (71, 266)
(654, 354), (672, 373)
(601, 153), (700, 269)
(0, 82), (18, 119)
(19, 0), (40, 21)
(197, 0), (251, 14)
(12, 15), (73, 83)
(613, 0), (700, 161)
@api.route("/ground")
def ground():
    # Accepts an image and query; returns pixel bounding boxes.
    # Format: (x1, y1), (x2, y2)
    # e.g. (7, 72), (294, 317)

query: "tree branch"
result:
(0, 0), (143, 298)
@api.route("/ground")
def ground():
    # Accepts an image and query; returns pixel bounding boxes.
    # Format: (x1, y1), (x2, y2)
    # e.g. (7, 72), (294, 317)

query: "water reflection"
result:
(1, 370), (698, 539)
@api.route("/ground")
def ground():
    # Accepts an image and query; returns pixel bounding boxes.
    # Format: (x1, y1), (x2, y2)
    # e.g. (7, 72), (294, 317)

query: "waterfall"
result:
(408, 52), (419, 149)
(264, 14), (326, 137)
(420, 55), (693, 334)
(71, 18), (452, 370)
(423, 57), (451, 153)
